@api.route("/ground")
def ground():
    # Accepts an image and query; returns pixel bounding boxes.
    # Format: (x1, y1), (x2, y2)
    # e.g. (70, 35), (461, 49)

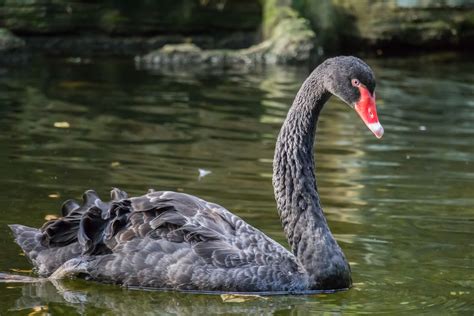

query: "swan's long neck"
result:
(272, 70), (352, 290)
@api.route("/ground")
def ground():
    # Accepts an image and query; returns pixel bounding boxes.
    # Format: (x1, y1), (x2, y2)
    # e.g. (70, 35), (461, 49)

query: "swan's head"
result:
(322, 56), (384, 139)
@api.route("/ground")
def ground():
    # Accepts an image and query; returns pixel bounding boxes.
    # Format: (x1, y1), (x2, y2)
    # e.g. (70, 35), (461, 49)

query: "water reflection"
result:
(0, 55), (473, 314)
(5, 280), (312, 315)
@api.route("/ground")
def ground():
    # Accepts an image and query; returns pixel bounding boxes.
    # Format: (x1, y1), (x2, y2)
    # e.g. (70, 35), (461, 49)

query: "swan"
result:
(9, 56), (383, 293)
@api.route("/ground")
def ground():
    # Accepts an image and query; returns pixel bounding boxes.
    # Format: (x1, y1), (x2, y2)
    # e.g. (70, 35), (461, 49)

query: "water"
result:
(0, 55), (473, 314)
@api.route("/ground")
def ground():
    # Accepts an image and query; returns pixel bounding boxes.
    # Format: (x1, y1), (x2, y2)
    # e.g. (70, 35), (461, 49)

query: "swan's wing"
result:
(111, 191), (293, 268)
(88, 191), (304, 290)
(129, 191), (239, 244)
(39, 189), (293, 269)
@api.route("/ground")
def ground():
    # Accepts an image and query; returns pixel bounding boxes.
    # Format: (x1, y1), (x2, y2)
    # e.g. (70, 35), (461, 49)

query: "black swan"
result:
(9, 56), (383, 293)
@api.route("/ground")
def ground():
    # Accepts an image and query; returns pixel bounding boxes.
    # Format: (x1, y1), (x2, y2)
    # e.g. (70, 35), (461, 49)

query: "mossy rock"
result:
(293, 0), (474, 49)
(137, 43), (254, 66)
(267, 16), (315, 63)
(0, 28), (25, 51)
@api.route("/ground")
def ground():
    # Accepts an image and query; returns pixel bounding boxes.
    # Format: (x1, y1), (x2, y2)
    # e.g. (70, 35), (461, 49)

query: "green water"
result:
(0, 55), (473, 314)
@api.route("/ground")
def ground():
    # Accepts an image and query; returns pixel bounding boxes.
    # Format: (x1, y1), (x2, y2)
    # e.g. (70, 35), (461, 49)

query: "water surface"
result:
(0, 55), (473, 314)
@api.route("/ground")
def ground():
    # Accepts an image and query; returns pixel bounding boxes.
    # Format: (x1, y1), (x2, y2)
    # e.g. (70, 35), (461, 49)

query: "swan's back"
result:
(10, 189), (308, 292)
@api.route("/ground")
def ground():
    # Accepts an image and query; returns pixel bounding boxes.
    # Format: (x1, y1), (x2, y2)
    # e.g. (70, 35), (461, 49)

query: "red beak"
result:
(354, 85), (384, 139)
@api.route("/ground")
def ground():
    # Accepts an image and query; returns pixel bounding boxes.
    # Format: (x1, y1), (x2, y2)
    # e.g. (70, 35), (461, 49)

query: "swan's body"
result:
(11, 190), (310, 292)
(10, 56), (383, 293)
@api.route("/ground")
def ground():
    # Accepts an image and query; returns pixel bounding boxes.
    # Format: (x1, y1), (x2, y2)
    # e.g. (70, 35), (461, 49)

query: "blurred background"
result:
(1, 0), (474, 63)
(0, 0), (473, 315)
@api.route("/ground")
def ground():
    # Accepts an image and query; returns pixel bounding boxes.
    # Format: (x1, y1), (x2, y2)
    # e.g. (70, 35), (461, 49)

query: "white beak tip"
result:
(367, 122), (384, 139)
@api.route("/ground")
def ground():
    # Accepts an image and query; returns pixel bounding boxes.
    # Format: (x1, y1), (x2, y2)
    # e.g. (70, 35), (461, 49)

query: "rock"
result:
(264, 16), (316, 63)
(0, 28), (28, 64)
(259, 0), (316, 63)
(137, 1), (316, 66)
(294, 0), (474, 51)
(139, 43), (206, 65)
(136, 30), (315, 67)
(0, 28), (25, 51)
(136, 43), (254, 67)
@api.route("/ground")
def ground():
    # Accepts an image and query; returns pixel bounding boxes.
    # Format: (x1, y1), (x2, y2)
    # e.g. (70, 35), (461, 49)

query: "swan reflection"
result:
(7, 279), (315, 315)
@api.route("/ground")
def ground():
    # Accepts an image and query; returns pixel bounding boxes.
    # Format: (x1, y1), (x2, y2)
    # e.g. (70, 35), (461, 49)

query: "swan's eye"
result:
(351, 79), (360, 87)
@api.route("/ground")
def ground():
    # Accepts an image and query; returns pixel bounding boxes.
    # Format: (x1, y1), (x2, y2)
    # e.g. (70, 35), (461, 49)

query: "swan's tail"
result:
(9, 223), (84, 276)
(9, 188), (129, 276)
(9, 224), (45, 265)
(40, 190), (110, 247)
(8, 190), (104, 259)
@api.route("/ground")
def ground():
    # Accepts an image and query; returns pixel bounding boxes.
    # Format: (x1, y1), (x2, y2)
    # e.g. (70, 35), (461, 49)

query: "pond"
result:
(0, 54), (473, 314)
